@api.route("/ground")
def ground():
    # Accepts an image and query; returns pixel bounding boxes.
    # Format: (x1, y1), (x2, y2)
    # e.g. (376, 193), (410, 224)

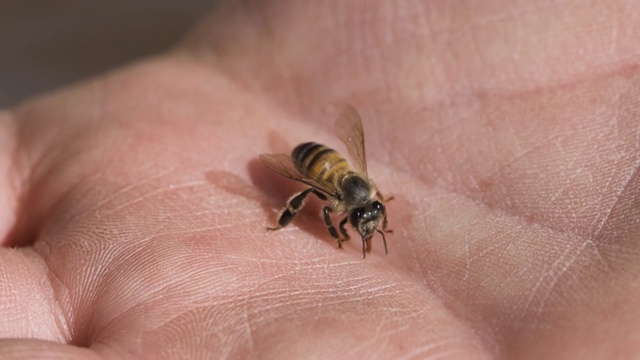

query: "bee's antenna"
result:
(376, 228), (388, 255)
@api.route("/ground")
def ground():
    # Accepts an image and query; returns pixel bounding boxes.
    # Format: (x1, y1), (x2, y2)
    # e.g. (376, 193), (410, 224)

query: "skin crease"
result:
(1, 0), (640, 358)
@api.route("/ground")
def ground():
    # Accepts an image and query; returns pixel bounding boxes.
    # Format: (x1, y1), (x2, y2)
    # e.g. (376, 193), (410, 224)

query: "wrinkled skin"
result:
(1, 1), (639, 359)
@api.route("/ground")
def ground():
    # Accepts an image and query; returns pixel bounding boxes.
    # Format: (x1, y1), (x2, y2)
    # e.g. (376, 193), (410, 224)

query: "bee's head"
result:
(349, 201), (388, 258)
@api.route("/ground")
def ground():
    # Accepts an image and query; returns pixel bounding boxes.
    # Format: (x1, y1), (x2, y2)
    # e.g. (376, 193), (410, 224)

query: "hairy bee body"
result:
(260, 106), (391, 258)
(292, 142), (376, 214)
(292, 142), (348, 186)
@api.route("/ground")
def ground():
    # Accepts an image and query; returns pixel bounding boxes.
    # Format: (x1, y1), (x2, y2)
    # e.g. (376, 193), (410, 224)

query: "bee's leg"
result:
(338, 217), (350, 241)
(268, 188), (327, 231)
(376, 191), (394, 203)
(362, 238), (372, 259)
(322, 206), (342, 248)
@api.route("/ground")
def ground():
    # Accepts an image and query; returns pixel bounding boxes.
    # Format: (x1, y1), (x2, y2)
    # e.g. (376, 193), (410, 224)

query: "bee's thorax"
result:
(338, 173), (373, 208)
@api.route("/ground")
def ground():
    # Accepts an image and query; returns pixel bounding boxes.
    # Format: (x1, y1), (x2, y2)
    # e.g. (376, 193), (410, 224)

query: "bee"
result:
(260, 105), (392, 258)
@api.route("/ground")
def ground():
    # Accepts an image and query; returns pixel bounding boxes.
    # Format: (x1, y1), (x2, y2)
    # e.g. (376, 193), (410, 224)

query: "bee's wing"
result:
(259, 153), (338, 196)
(335, 105), (367, 174)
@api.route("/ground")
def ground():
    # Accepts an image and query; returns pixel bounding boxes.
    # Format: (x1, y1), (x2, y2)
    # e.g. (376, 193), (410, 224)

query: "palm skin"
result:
(1, 1), (639, 359)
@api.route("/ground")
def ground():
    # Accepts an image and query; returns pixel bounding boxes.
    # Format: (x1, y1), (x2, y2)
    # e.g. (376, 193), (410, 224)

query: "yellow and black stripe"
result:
(292, 142), (350, 184)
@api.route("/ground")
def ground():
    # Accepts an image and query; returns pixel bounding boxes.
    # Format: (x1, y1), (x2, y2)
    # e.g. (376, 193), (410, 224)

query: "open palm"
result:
(1, 1), (639, 358)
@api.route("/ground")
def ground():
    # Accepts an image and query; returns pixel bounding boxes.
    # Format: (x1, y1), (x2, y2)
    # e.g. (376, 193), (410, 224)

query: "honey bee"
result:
(260, 105), (392, 258)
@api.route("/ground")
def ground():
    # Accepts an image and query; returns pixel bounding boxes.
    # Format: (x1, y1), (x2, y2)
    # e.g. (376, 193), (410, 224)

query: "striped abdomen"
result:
(292, 142), (350, 185)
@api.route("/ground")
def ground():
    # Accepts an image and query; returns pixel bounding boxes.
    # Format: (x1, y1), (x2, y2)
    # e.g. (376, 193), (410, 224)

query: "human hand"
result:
(1, 1), (639, 358)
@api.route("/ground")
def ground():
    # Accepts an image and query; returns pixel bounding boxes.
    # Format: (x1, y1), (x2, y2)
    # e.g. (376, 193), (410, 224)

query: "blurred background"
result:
(0, 1), (216, 107)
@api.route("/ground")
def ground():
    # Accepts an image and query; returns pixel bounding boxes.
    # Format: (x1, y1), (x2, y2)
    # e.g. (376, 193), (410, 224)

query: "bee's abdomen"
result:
(292, 142), (348, 182)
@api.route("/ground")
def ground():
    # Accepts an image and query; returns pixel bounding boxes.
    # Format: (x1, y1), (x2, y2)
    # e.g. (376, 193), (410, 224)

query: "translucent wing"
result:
(335, 105), (367, 174)
(259, 153), (338, 196)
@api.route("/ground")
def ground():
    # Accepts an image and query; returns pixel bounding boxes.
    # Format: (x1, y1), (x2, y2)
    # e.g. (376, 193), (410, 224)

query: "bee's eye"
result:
(350, 208), (363, 224)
